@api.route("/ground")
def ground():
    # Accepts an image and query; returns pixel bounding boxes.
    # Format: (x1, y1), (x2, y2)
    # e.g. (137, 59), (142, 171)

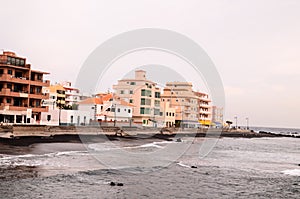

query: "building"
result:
(78, 93), (133, 126)
(211, 106), (223, 128)
(161, 82), (200, 128)
(42, 84), (66, 110)
(40, 109), (91, 126)
(160, 101), (176, 127)
(0, 51), (50, 124)
(194, 91), (212, 127)
(60, 81), (80, 108)
(112, 70), (162, 127)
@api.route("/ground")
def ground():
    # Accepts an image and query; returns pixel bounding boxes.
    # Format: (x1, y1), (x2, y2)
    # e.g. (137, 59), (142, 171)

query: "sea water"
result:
(0, 134), (299, 198)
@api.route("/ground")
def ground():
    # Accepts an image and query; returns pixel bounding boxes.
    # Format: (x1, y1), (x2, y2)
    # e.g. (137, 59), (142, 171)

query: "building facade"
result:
(113, 70), (162, 127)
(161, 82), (200, 128)
(78, 93), (133, 125)
(211, 106), (223, 128)
(194, 91), (212, 127)
(42, 84), (66, 110)
(60, 81), (80, 108)
(0, 51), (50, 124)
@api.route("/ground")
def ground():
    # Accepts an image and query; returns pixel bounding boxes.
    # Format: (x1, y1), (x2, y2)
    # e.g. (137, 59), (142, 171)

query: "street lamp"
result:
(246, 117), (249, 130)
(234, 116), (238, 129)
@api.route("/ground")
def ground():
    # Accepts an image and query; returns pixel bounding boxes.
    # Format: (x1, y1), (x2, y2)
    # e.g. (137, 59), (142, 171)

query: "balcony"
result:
(0, 104), (48, 112)
(29, 93), (49, 99)
(30, 79), (50, 87)
(0, 88), (29, 98)
(0, 74), (30, 84)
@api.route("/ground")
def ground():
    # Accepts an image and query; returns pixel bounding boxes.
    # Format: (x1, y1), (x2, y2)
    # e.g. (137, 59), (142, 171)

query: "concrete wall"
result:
(40, 109), (91, 126)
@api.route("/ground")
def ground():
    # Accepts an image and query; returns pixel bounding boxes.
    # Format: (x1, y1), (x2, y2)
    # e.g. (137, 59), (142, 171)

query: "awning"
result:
(199, 120), (211, 125)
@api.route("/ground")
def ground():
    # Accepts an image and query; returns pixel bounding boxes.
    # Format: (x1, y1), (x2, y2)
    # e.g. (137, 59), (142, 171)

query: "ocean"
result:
(0, 127), (299, 198)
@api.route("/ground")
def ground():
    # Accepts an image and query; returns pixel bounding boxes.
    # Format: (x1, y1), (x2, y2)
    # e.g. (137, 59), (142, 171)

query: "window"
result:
(141, 89), (151, 97)
(111, 107), (115, 112)
(129, 99), (133, 103)
(172, 113), (175, 116)
(117, 108), (120, 112)
(129, 90), (133, 94)
(47, 115), (51, 121)
(7, 83), (12, 89)
(36, 101), (40, 107)
(70, 116), (74, 123)
(154, 108), (160, 115)
(8, 70), (12, 75)
(140, 98), (151, 105)
(120, 90), (124, 94)
(140, 107), (150, 114)
(154, 100), (160, 107)
(128, 109), (131, 113)
(130, 82), (136, 85)
(36, 87), (41, 93)
(166, 112), (169, 116)
(6, 98), (11, 103)
(155, 92), (160, 98)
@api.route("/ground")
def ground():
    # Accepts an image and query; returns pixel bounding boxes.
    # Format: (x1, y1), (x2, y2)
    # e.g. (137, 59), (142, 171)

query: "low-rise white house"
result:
(40, 109), (91, 126)
(78, 93), (133, 125)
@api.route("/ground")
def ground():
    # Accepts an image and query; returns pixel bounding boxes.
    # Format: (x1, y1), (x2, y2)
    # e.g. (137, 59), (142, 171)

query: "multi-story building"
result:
(60, 81), (80, 108)
(0, 51), (50, 124)
(113, 70), (162, 127)
(194, 91), (212, 127)
(42, 84), (66, 110)
(211, 106), (223, 128)
(160, 101), (176, 127)
(161, 82), (200, 128)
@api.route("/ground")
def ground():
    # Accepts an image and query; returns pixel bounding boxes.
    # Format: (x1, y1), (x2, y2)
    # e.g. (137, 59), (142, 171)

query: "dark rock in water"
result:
(110, 182), (116, 186)
(117, 183), (124, 186)
(191, 166), (197, 168)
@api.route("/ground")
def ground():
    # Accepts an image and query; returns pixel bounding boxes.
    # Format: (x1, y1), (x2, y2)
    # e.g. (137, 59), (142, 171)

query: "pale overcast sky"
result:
(1, 0), (300, 128)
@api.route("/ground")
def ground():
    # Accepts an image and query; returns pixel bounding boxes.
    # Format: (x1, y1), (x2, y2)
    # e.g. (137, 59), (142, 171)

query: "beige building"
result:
(194, 91), (212, 127)
(42, 84), (66, 110)
(211, 106), (223, 128)
(161, 82), (200, 128)
(113, 70), (162, 127)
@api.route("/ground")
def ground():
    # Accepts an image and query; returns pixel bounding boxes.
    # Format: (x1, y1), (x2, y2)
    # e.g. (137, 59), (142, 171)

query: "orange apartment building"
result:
(0, 51), (50, 124)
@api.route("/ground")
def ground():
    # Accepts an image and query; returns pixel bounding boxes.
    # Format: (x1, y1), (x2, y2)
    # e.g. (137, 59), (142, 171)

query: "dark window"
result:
(6, 98), (11, 103)
(155, 92), (160, 98)
(111, 108), (115, 112)
(8, 70), (12, 75)
(117, 108), (120, 112)
(7, 83), (12, 89)
(47, 115), (51, 121)
(128, 109), (131, 113)
(141, 89), (151, 97)
(129, 99), (133, 103)
(130, 82), (136, 85)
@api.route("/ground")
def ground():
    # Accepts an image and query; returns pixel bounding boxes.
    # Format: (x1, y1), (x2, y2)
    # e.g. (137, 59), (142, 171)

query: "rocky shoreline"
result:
(0, 125), (298, 146)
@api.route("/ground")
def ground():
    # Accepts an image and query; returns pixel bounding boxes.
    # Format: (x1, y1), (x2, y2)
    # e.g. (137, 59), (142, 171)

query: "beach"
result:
(0, 129), (299, 198)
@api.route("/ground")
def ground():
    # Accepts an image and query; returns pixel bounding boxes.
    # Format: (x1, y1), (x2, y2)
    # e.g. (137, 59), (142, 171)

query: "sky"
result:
(0, 0), (300, 128)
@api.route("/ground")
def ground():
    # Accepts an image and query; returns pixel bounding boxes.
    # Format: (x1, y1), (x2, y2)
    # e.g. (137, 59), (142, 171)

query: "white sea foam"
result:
(177, 161), (190, 168)
(281, 169), (300, 176)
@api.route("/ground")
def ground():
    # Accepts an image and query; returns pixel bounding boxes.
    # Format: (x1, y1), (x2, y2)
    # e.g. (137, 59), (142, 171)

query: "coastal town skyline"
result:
(1, 0), (300, 128)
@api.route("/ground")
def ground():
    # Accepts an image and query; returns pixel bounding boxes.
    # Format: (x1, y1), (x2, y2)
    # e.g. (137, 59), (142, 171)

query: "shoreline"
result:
(0, 125), (298, 146)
